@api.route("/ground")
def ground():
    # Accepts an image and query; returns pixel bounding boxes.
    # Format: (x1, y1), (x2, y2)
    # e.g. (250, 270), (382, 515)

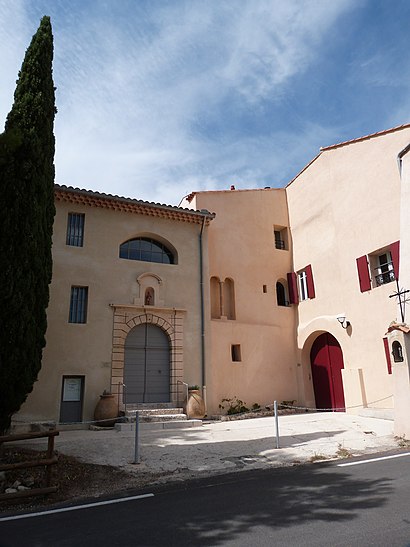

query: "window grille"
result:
(119, 238), (174, 264)
(66, 213), (85, 247)
(69, 286), (88, 323)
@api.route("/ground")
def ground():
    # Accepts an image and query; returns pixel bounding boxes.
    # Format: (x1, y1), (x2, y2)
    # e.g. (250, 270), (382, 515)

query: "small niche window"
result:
(263, 285), (267, 293)
(231, 344), (242, 362)
(120, 237), (175, 264)
(144, 287), (155, 306)
(274, 226), (288, 250)
(392, 341), (404, 363)
(66, 213), (85, 247)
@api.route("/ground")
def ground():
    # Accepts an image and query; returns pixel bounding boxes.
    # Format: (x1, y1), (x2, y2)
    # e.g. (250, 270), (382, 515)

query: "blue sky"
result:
(1, 0), (410, 205)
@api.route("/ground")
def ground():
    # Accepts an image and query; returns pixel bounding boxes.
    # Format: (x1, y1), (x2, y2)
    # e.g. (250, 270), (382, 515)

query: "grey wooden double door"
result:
(124, 324), (170, 403)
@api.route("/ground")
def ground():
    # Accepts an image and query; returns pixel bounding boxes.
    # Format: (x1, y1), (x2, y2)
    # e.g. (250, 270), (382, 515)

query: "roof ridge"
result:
(320, 123), (410, 151)
(54, 184), (214, 217)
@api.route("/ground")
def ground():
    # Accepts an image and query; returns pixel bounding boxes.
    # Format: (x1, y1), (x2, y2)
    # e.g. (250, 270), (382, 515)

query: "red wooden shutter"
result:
(356, 255), (371, 292)
(383, 337), (392, 375)
(390, 240), (400, 280)
(305, 264), (315, 299)
(287, 272), (299, 304)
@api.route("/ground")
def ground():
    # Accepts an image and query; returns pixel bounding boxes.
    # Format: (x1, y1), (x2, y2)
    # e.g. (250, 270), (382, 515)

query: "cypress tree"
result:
(0, 16), (56, 433)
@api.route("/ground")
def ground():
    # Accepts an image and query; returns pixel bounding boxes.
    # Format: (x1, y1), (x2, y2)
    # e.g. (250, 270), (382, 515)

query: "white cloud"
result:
(0, 0), (32, 129)
(0, 0), (358, 204)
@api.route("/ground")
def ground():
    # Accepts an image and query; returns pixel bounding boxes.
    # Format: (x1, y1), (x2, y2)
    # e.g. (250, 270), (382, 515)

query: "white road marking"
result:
(0, 493), (154, 522)
(338, 452), (410, 467)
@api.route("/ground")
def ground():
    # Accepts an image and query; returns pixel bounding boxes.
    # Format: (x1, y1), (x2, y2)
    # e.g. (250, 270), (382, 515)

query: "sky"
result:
(1, 0), (410, 205)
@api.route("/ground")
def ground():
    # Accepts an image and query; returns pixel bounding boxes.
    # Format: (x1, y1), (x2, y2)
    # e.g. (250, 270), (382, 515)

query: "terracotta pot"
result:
(94, 394), (118, 426)
(186, 389), (205, 419)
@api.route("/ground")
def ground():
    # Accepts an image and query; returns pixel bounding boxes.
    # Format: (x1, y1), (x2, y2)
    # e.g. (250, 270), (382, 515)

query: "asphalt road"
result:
(1, 450), (410, 547)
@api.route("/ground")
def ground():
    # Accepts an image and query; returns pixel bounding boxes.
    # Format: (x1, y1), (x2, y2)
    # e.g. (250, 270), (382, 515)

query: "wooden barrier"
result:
(0, 429), (59, 501)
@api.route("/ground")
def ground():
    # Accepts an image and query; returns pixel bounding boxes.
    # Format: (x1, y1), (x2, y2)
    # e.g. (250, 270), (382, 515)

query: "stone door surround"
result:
(110, 304), (185, 409)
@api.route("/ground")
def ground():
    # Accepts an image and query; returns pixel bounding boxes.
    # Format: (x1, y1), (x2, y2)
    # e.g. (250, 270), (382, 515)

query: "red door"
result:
(310, 333), (346, 412)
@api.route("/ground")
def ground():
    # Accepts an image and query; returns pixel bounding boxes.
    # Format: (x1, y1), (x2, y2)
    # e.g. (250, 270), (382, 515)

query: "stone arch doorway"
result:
(124, 323), (170, 403)
(310, 332), (345, 412)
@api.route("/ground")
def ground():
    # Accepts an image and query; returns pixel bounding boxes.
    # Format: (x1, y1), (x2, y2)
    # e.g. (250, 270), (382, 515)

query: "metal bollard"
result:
(134, 411), (140, 464)
(274, 400), (280, 449)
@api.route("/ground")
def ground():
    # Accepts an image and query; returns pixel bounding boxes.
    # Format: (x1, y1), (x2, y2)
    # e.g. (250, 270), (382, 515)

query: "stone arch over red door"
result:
(310, 333), (346, 412)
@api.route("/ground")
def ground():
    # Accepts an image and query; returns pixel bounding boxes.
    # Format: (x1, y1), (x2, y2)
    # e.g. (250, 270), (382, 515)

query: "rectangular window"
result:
(374, 251), (395, 286)
(296, 265), (315, 301)
(66, 213), (85, 247)
(274, 226), (288, 250)
(231, 344), (242, 362)
(358, 242), (400, 291)
(69, 286), (88, 323)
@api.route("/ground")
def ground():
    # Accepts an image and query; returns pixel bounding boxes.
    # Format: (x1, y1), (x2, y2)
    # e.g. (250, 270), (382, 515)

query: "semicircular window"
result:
(119, 237), (175, 264)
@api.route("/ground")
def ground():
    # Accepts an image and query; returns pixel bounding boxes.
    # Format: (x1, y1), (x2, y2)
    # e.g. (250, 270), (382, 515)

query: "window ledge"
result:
(110, 303), (187, 313)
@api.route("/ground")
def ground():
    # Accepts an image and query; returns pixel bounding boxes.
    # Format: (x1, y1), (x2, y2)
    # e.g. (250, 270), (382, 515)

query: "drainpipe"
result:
(199, 215), (207, 412)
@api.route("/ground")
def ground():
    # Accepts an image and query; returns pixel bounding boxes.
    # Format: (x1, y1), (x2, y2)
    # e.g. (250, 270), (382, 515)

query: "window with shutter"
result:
(287, 272), (298, 304)
(390, 241), (400, 280)
(291, 265), (316, 302)
(383, 337), (392, 375)
(356, 255), (371, 292)
(305, 264), (315, 299)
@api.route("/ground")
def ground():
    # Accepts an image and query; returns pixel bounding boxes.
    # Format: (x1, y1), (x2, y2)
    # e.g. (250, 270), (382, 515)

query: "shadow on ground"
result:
(113, 464), (393, 546)
(3, 463), (392, 547)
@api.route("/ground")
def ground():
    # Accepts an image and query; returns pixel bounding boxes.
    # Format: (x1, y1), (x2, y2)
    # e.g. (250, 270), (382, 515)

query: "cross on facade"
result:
(389, 279), (410, 323)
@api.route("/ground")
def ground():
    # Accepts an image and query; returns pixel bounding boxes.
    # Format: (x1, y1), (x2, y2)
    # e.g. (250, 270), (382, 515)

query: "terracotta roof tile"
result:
(54, 184), (215, 225)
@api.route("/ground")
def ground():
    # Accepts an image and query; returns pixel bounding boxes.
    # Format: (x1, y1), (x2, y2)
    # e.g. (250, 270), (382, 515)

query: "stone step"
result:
(125, 403), (176, 410)
(126, 408), (184, 417)
(128, 413), (187, 422)
(115, 419), (202, 431)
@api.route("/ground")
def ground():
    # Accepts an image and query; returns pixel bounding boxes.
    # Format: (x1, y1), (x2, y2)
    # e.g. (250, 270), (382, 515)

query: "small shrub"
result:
(395, 435), (410, 448)
(219, 396), (249, 415)
(251, 403), (261, 411)
(310, 453), (328, 463)
(279, 400), (296, 410)
(336, 443), (352, 459)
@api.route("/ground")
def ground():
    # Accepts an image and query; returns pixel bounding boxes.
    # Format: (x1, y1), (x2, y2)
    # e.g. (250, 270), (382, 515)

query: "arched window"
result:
(210, 277), (221, 319)
(392, 341), (404, 363)
(224, 278), (236, 320)
(210, 277), (236, 320)
(119, 237), (175, 264)
(276, 282), (287, 307)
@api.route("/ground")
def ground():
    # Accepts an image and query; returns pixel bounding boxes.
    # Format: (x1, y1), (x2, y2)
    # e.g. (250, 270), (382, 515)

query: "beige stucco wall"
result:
(286, 127), (410, 413)
(386, 329), (410, 438)
(183, 189), (298, 414)
(394, 146), (410, 437)
(399, 150), (410, 294)
(17, 199), (209, 423)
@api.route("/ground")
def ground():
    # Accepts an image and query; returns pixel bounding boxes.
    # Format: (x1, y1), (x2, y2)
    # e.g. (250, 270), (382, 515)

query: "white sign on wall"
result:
(63, 378), (82, 402)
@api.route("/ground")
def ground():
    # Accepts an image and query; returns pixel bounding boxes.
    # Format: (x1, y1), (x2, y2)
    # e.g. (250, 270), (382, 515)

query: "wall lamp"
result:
(337, 314), (350, 329)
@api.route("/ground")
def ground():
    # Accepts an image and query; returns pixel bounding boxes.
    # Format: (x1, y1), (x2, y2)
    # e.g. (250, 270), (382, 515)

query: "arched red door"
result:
(310, 333), (345, 412)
